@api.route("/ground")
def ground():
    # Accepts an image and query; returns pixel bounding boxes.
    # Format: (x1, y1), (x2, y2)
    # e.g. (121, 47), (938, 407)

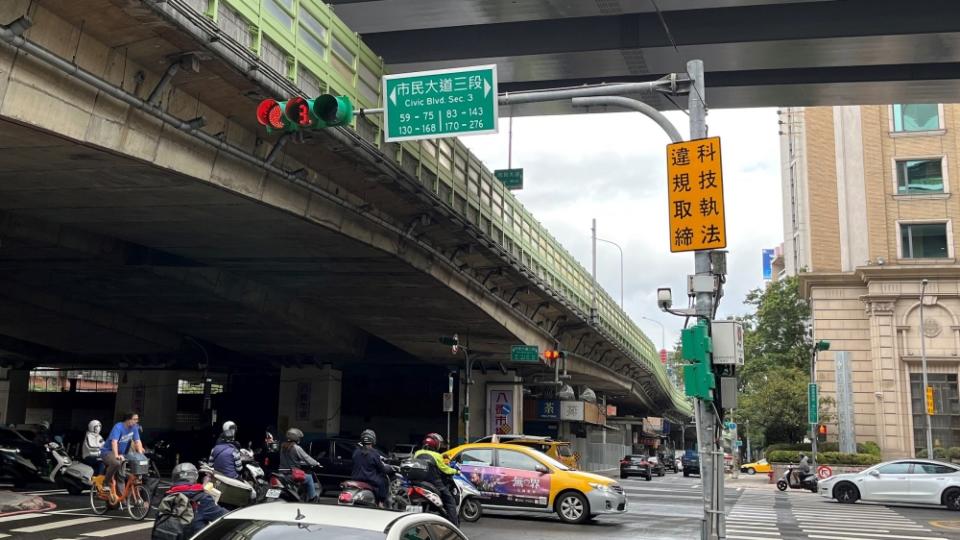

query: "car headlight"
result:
(588, 482), (612, 493)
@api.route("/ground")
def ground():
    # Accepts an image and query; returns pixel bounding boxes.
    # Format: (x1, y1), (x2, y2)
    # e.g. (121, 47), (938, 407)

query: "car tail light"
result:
(270, 476), (281, 488)
(338, 491), (352, 503)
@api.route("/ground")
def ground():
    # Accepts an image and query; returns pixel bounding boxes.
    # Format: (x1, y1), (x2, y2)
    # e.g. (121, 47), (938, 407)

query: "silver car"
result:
(819, 459), (960, 509)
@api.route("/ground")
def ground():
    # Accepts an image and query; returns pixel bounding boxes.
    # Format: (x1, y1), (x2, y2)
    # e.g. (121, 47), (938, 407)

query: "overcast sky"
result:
(462, 108), (782, 350)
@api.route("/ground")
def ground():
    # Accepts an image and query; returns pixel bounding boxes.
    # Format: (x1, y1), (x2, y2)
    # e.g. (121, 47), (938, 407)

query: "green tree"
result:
(736, 276), (816, 446)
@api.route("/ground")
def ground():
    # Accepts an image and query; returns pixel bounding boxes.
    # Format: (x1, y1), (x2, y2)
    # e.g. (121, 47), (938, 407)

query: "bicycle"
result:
(89, 457), (152, 520)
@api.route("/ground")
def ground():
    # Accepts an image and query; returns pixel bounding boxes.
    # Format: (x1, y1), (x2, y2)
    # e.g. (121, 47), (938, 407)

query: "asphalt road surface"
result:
(4, 475), (960, 539)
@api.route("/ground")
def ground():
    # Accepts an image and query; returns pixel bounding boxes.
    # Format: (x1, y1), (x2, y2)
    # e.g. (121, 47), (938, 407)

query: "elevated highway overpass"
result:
(0, 0), (689, 451)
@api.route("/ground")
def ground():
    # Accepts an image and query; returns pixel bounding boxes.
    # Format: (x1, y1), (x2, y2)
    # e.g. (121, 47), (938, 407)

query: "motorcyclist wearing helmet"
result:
(797, 453), (812, 484)
(155, 463), (226, 538)
(257, 431), (280, 474)
(209, 421), (242, 479)
(35, 420), (52, 446)
(413, 432), (459, 526)
(351, 429), (390, 506)
(82, 420), (104, 473)
(280, 428), (320, 502)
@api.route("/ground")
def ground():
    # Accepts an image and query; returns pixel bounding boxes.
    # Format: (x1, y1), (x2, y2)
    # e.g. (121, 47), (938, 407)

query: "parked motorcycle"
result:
(777, 465), (818, 493)
(43, 441), (93, 495)
(338, 462), (409, 510)
(402, 460), (483, 523)
(0, 446), (39, 488)
(265, 464), (322, 503)
(200, 449), (267, 508)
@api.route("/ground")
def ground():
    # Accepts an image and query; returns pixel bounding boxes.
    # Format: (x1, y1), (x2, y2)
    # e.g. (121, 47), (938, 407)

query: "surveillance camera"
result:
(657, 287), (673, 310)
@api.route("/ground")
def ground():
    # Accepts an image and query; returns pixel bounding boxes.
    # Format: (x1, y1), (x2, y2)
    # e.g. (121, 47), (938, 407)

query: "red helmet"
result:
(423, 432), (444, 451)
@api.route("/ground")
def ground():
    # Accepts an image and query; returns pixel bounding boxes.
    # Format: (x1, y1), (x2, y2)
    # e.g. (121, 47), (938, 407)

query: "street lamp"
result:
(920, 279), (934, 458)
(591, 218), (625, 310)
(641, 316), (666, 350)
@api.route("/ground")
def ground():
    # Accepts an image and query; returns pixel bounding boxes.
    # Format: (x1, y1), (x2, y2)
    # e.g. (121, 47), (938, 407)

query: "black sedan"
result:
(620, 455), (652, 481)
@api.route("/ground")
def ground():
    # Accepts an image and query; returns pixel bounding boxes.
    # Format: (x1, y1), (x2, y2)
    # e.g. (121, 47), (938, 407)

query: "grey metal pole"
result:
(641, 316), (666, 351)
(746, 420), (752, 463)
(920, 279), (934, 457)
(571, 96), (684, 143)
(464, 348), (471, 444)
(591, 219), (598, 322)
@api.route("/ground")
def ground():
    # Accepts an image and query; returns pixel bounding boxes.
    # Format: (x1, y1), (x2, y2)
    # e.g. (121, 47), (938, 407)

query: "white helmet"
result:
(88, 420), (101, 434)
(222, 421), (237, 439)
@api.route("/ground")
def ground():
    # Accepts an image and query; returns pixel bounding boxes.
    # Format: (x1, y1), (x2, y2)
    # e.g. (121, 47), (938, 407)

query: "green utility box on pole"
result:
(682, 320), (715, 401)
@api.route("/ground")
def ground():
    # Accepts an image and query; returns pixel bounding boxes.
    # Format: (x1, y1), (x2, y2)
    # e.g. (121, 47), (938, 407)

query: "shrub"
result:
(765, 441), (880, 455)
(948, 447), (960, 460)
(767, 450), (880, 466)
(861, 441), (881, 456)
(917, 448), (948, 459)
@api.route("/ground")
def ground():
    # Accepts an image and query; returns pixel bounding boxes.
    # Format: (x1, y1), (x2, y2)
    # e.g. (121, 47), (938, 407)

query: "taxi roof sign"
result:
(666, 136), (727, 253)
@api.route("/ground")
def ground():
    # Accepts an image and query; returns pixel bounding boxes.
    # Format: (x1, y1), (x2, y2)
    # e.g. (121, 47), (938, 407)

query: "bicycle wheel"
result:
(127, 484), (151, 520)
(89, 486), (109, 515)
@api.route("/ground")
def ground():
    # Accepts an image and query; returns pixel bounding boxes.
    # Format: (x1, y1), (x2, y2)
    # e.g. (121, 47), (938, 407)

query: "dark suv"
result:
(306, 437), (361, 494)
(682, 450), (700, 477)
(620, 455), (652, 481)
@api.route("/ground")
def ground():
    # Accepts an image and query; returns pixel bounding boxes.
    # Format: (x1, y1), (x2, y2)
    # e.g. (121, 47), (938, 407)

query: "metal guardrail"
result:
(173, 0), (689, 414)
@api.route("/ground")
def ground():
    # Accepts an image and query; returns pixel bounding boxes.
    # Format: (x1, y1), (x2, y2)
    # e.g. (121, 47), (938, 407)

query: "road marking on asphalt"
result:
(930, 520), (960, 530)
(12, 516), (110, 533)
(800, 528), (935, 538)
(806, 535), (946, 540)
(726, 528), (780, 536)
(81, 521), (155, 537)
(0, 513), (46, 523)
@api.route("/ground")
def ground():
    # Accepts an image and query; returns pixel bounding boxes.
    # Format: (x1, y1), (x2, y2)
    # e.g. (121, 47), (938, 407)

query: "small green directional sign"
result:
(495, 168), (523, 190)
(511, 345), (539, 363)
(383, 65), (498, 142)
(808, 383), (819, 425)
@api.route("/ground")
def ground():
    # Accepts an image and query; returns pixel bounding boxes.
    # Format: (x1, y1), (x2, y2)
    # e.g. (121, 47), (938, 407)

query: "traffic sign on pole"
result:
(665, 136), (727, 253)
(494, 168), (523, 189)
(510, 345), (539, 363)
(383, 65), (498, 142)
(927, 386), (936, 415)
(808, 383), (819, 425)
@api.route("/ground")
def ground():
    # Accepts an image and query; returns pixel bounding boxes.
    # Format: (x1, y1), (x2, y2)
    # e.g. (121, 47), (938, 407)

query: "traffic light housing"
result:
(256, 95), (354, 133)
(682, 320), (714, 401)
(927, 386), (935, 415)
(543, 349), (565, 367)
(817, 424), (827, 442)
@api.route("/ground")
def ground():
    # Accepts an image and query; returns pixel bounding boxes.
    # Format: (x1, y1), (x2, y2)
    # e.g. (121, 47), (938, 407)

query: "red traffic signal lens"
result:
(256, 99), (280, 127)
(544, 350), (560, 361)
(285, 97), (312, 127)
(818, 425), (827, 435)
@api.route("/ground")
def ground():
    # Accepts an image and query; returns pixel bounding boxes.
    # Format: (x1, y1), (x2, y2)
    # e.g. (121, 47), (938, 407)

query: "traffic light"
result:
(681, 320), (714, 401)
(817, 424), (827, 442)
(256, 95), (354, 133)
(543, 349), (564, 367)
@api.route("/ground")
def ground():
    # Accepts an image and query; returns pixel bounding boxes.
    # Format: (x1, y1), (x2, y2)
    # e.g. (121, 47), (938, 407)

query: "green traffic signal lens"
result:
(314, 94), (354, 126)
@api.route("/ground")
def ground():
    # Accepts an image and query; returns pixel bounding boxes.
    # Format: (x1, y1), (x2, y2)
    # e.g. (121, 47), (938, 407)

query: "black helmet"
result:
(360, 429), (377, 446)
(172, 462), (199, 483)
(286, 428), (304, 443)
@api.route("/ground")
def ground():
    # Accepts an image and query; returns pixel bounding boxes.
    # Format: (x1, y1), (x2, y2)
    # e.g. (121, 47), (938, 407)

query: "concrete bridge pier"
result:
(0, 369), (29, 426)
(113, 370), (179, 432)
(278, 365), (342, 439)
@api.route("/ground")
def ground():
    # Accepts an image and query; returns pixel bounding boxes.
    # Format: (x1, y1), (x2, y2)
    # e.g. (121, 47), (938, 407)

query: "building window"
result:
(893, 104), (941, 133)
(265, 0), (294, 29)
(896, 159), (944, 194)
(900, 222), (949, 259)
(911, 373), (960, 451)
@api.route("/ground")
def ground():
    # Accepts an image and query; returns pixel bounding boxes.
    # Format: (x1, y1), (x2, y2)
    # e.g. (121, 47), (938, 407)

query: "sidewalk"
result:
(0, 490), (55, 516)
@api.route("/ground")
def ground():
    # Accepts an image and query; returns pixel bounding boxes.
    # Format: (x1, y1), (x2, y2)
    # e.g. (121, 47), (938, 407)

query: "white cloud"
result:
(463, 108), (782, 347)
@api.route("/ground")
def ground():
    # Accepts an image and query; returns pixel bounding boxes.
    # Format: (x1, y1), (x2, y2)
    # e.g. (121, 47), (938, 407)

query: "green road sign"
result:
(383, 65), (498, 142)
(808, 383), (819, 425)
(511, 345), (539, 363)
(495, 168), (523, 190)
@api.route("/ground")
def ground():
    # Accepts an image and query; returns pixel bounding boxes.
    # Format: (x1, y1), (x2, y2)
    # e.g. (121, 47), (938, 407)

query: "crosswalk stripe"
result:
(806, 535), (946, 540)
(12, 517), (110, 533)
(0, 513), (46, 523)
(800, 528), (934, 538)
(726, 529), (780, 536)
(81, 522), (155, 537)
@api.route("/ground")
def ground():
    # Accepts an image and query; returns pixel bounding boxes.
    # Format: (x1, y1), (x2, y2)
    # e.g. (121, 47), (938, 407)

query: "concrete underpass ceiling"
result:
(0, 118), (522, 366)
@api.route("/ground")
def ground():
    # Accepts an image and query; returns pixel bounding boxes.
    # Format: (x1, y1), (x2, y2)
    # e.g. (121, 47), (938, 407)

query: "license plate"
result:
(404, 505), (422, 513)
(265, 489), (281, 499)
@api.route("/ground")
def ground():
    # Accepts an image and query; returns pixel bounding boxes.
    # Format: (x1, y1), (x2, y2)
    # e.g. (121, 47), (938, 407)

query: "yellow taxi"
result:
(474, 434), (579, 469)
(443, 442), (626, 524)
(740, 458), (772, 475)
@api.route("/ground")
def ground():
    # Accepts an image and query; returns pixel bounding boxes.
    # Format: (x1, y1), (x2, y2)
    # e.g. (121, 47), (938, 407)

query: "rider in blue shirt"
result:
(100, 412), (144, 492)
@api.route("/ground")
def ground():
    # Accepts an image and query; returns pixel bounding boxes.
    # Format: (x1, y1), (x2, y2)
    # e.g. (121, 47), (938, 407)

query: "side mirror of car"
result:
(535, 465), (549, 475)
(869, 470), (880, 477)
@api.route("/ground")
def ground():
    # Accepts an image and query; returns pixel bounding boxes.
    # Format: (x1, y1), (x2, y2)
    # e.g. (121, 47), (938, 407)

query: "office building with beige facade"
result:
(780, 104), (960, 459)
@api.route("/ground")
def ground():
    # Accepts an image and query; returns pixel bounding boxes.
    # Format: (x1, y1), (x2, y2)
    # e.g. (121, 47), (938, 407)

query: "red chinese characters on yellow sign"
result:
(666, 136), (727, 253)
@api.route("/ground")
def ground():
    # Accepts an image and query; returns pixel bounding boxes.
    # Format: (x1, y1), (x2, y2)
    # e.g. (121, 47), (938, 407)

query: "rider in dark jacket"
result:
(351, 429), (389, 506)
(209, 421), (242, 479)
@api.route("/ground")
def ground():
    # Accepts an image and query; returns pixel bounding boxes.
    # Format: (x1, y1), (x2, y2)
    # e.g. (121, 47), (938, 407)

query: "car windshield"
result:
(525, 448), (569, 471)
(627, 455), (648, 462)
(556, 445), (573, 457)
(194, 519), (385, 540)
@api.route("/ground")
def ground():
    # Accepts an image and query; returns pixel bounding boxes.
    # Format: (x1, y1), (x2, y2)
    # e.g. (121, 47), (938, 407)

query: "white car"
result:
(191, 502), (469, 540)
(819, 459), (960, 509)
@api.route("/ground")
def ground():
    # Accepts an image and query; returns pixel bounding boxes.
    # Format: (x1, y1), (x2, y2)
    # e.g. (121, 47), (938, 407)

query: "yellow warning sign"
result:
(666, 136), (727, 253)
